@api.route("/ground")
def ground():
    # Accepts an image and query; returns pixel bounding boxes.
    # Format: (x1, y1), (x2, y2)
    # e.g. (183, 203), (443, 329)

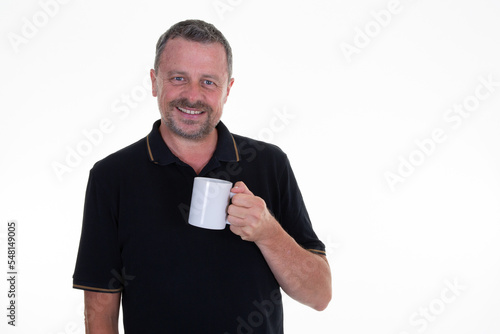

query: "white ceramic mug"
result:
(188, 177), (234, 230)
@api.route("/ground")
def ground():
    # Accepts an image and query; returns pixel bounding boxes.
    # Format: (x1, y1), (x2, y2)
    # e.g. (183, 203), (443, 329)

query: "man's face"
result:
(151, 37), (234, 141)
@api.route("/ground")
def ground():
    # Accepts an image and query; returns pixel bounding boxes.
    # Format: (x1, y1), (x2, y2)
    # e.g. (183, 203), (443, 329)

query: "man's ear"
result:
(224, 77), (235, 103)
(150, 69), (158, 97)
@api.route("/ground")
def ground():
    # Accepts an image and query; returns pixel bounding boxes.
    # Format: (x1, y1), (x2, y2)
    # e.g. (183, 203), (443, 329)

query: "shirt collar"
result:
(146, 120), (240, 166)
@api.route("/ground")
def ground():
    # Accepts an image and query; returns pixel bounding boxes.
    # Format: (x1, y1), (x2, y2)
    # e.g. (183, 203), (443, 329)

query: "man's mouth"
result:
(177, 107), (204, 115)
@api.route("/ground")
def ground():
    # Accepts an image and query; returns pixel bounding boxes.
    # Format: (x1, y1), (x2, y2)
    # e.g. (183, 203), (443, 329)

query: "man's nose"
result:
(181, 81), (203, 103)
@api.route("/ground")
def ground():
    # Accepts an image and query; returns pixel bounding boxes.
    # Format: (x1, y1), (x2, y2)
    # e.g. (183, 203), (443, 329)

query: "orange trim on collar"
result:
(146, 135), (157, 164)
(231, 134), (240, 162)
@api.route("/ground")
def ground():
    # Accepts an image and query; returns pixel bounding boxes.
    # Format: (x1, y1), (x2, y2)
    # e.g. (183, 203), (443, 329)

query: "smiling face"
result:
(151, 37), (234, 141)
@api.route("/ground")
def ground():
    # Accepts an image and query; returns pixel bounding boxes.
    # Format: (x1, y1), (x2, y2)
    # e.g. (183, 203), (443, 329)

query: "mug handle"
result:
(225, 192), (236, 225)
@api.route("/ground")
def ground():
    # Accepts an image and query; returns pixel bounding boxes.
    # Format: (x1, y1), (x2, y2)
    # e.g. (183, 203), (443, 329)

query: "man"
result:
(73, 19), (331, 333)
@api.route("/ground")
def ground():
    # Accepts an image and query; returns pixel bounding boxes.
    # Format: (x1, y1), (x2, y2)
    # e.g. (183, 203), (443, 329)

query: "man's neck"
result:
(159, 124), (218, 175)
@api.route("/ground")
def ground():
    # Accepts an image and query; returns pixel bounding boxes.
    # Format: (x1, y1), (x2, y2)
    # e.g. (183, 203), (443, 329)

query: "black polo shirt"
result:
(73, 120), (325, 334)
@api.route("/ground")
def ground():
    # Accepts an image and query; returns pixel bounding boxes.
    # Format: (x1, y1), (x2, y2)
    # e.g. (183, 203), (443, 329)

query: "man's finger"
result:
(227, 203), (250, 221)
(229, 193), (256, 208)
(231, 181), (254, 196)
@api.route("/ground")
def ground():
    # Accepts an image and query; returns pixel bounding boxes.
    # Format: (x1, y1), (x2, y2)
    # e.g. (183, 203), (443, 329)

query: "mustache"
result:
(169, 98), (213, 112)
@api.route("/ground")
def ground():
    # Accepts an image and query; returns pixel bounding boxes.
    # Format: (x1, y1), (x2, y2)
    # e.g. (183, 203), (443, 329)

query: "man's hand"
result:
(227, 181), (280, 244)
(227, 181), (331, 311)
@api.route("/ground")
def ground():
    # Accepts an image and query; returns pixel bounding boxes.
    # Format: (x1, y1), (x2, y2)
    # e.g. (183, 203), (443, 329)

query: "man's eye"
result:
(172, 77), (184, 82)
(204, 80), (214, 85)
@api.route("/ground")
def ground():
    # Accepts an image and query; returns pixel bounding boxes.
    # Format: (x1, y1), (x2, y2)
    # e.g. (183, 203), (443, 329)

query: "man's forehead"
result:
(159, 38), (228, 78)
(162, 37), (225, 56)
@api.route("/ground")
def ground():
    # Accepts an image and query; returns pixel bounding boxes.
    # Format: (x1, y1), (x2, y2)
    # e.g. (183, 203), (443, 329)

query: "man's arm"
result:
(84, 291), (121, 334)
(228, 182), (332, 311)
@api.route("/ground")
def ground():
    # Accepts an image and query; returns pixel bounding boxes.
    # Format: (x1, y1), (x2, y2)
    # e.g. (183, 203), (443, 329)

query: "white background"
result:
(1, 0), (500, 333)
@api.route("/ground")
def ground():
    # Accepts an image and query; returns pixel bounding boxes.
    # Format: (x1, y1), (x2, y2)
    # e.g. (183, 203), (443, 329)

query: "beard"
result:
(162, 98), (216, 141)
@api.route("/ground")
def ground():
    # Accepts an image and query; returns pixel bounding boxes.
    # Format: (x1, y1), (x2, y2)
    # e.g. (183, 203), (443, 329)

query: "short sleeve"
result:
(277, 157), (326, 256)
(72, 167), (123, 293)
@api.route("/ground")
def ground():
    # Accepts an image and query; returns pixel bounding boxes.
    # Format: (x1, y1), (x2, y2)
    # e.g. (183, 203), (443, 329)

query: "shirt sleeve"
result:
(73, 166), (123, 293)
(277, 157), (326, 256)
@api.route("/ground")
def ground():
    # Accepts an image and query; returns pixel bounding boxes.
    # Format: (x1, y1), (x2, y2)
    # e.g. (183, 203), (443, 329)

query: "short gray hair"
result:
(154, 19), (233, 81)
